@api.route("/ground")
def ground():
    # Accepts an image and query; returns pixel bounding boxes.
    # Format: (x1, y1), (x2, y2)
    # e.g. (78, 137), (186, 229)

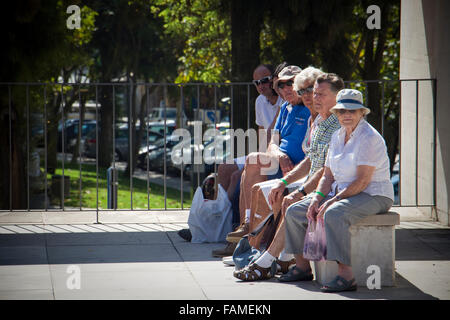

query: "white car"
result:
(147, 107), (187, 127)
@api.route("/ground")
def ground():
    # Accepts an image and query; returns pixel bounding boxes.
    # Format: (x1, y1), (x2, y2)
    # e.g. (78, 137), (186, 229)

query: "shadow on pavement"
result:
(395, 229), (450, 260)
(273, 273), (438, 300)
(0, 230), (224, 265)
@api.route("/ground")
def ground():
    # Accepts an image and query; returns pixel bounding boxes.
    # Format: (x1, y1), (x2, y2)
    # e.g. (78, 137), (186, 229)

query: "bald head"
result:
(253, 65), (271, 80)
(253, 65), (274, 98)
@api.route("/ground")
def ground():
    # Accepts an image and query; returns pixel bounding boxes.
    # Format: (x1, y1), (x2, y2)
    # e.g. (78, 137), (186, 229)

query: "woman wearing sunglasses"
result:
(284, 88), (394, 292)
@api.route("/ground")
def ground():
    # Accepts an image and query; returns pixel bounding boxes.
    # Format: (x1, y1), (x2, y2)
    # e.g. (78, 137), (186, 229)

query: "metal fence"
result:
(0, 79), (436, 214)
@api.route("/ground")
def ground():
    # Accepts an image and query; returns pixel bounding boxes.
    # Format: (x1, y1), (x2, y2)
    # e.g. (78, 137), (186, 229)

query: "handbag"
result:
(303, 218), (327, 261)
(232, 236), (262, 270)
(188, 184), (233, 243)
(248, 187), (287, 250)
(248, 211), (282, 250)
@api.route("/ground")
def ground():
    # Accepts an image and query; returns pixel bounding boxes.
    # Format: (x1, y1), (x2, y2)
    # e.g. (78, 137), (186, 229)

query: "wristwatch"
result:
(298, 186), (307, 197)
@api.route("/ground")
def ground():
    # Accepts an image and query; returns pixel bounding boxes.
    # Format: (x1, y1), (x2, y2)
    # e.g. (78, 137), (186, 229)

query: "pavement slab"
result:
(0, 211), (448, 300)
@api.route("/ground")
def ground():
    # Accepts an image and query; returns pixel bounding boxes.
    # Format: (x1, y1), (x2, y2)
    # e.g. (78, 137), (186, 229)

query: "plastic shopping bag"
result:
(303, 219), (327, 261)
(188, 184), (233, 243)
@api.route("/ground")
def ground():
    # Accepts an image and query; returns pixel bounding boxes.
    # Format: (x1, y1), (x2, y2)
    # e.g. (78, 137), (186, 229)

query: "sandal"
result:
(276, 258), (296, 274)
(278, 266), (313, 282)
(233, 262), (276, 282)
(320, 275), (357, 293)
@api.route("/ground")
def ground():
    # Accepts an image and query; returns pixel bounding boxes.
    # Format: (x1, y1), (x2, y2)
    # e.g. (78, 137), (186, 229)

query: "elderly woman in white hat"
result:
(283, 88), (394, 292)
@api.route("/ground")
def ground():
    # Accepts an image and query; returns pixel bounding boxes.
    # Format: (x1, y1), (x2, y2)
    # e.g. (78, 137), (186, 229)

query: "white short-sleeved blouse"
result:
(325, 119), (394, 200)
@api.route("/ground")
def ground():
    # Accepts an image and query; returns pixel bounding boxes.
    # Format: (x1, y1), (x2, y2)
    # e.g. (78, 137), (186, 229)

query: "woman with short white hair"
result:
(283, 88), (394, 292)
(293, 66), (325, 95)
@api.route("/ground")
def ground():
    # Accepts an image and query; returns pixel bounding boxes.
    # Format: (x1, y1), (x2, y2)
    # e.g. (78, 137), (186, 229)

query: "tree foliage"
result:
(152, 0), (231, 83)
(1, 0), (402, 209)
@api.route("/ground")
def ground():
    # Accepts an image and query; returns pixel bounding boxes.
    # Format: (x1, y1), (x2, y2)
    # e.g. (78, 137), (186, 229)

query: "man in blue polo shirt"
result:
(273, 85), (310, 167)
(229, 66), (310, 240)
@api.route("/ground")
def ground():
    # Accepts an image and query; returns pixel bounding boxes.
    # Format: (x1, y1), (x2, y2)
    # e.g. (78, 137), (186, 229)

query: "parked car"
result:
(57, 119), (97, 153)
(391, 160), (399, 205)
(391, 174), (399, 205)
(83, 124), (164, 161)
(138, 134), (182, 171)
(147, 119), (177, 136)
(147, 108), (187, 127)
(170, 131), (230, 178)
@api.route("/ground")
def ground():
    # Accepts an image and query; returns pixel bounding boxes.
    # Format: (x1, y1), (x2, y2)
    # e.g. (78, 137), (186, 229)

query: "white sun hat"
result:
(330, 89), (371, 116)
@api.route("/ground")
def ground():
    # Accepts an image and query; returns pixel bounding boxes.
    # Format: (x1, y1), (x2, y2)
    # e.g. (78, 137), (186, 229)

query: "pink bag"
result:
(303, 219), (327, 261)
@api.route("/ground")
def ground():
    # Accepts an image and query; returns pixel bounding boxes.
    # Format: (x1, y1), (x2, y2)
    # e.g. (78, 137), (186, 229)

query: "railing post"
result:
(95, 84), (99, 222)
(26, 85), (30, 211)
(146, 84), (150, 210)
(180, 84), (184, 209)
(107, 166), (118, 209)
(129, 79), (133, 210)
(415, 80), (419, 207)
(8, 85), (12, 211)
(44, 85), (48, 211)
(61, 83), (65, 211)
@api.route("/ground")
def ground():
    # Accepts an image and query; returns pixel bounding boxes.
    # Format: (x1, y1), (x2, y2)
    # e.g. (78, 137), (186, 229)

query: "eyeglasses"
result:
(297, 85), (314, 96)
(252, 76), (272, 86)
(278, 80), (294, 89)
(336, 109), (358, 115)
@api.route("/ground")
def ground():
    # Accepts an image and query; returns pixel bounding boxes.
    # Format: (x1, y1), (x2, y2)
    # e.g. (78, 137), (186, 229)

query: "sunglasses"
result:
(336, 109), (358, 115)
(297, 85), (314, 96)
(252, 76), (272, 86)
(278, 80), (294, 89)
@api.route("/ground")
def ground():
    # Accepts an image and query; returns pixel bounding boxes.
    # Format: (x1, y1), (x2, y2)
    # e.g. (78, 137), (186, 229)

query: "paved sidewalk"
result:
(0, 210), (449, 300)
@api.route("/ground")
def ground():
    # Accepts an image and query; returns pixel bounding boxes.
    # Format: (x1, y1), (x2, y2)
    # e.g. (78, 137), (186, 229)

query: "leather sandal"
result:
(320, 275), (357, 293)
(278, 266), (313, 282)
(233, 262), (275, 282)
(276, 258), (296, 274)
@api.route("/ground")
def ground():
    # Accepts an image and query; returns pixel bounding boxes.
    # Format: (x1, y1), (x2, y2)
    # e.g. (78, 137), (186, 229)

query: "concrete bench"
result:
(313, 211), (400, 287)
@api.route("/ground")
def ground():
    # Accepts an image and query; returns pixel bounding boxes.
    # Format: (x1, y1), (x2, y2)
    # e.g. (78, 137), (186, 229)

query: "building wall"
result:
(400, 0), (450, 225)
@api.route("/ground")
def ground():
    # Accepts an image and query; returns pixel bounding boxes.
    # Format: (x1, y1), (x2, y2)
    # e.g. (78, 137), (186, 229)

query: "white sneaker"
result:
(222, 256), (235, 266)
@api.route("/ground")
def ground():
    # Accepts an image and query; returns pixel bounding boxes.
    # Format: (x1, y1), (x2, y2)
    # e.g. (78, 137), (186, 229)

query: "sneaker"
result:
(177, 228), (192, 242)
(211, 242), (237, 257)
(222, 256), (235, 267)
(226, 223), (249, 243)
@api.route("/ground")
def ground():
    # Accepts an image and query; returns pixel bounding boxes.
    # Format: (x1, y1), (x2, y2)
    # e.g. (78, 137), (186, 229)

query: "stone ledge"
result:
(353, 212), (400, 226)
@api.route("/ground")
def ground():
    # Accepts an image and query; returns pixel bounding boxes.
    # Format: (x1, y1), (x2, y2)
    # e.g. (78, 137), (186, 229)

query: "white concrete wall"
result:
(400, 0), (450, 225)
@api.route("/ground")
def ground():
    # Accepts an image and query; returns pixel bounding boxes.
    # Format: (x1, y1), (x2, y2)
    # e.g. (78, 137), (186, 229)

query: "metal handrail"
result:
(0, 79), (437, 213)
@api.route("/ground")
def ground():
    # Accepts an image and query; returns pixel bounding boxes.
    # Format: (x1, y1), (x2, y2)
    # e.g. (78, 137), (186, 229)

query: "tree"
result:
(152, 0), (232, 83)
(347, 0), (400, 171)
(0, 0), (94, 209)
(87, 0), (176, 172)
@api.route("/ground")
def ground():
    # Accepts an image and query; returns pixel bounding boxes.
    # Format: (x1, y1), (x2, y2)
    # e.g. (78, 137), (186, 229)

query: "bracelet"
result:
(315, 191), (325, 198)
(280, 178), (288, 186)
(298, 186), (307, 197)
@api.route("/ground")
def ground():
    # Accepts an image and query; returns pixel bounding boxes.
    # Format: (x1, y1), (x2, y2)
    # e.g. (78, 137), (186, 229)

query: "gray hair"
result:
(293, 66), (325, 91)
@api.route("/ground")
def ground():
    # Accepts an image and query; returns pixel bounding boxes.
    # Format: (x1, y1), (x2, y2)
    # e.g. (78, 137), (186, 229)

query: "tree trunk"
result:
(125, 77), (138, 174)
(361, 1), (397, 173)
(98, 85), (113, 168)
(46, 91), (61, 175)
(0, 103), (26, 210)
(230, 0), (263, 132)
(71, 93), (87, 165)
